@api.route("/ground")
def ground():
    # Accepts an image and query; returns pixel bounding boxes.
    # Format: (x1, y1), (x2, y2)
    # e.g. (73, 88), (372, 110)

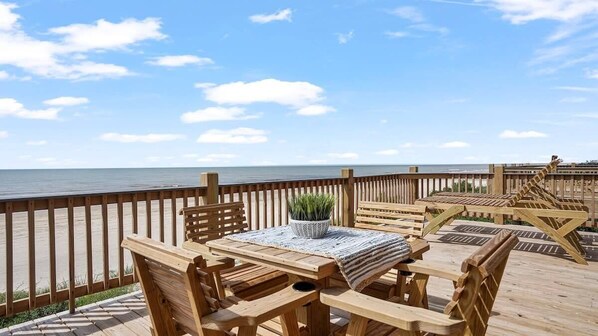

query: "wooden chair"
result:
(329, 201), (432, 299)
(180, 202), (289, 300)
(417, 156), (589, 265)
(321, 230), (519, 336)
(122, 235), (318, 336)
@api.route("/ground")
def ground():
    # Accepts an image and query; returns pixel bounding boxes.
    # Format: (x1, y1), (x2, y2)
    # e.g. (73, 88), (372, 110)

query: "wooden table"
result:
(206, 237), (429, 336)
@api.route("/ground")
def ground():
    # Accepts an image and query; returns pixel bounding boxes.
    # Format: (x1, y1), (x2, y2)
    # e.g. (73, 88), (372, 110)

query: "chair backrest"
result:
(443, 230), (519, 336)
(355, 201), (427, 238)
(180, 202), (248, 244)
(122, 235), (221, 336)
(507, 155), (562, 207)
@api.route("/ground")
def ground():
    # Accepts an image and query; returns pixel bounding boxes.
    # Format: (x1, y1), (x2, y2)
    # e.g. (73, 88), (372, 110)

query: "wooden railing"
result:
(1, 165), (597, 318)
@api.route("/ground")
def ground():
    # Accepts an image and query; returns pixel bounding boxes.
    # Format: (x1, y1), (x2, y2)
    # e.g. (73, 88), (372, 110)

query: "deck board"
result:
(1, 220), (597, 336)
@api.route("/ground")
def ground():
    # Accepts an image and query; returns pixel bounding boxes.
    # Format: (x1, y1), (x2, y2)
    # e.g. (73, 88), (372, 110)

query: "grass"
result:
(288, 193), (335, 221)
(0, 270), (139, 329)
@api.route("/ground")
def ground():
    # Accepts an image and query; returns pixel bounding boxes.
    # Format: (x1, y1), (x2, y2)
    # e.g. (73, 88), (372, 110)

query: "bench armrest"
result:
(320, 287), (464, 336)
(395, 260), (462, 282)
(201, 285), (318, 330)
(182, 241), (235, 273)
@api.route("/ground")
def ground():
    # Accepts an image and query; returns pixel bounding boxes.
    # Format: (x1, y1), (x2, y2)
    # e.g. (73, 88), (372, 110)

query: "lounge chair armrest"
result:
(201, 285), (318, 330)
(182, 241), (235, 273)
(395, 260), (462, 282)
(320, 287), (465, 336)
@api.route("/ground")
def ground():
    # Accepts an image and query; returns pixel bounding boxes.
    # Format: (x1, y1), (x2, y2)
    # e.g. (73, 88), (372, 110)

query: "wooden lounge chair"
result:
(122, 235), (317, 336)
(417, 156), (589, 265)
(321, 230), (519, 336)
(180, 202), (289, 300)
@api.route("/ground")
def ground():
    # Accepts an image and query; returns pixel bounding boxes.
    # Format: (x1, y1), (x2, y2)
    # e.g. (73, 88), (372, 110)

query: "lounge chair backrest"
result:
(506, 155), (562, 207)
(355, 201), (427, 238)
(180, 202), (248, 244)
(122, 235), (220, 335)
(444, 230), (518, 336)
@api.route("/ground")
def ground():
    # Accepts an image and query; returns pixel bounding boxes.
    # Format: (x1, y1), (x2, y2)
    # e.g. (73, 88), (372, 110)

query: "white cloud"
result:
(308, 159), (328, 164)
(479, 0), (598, 24)
(197, 153), (238, 163)
(499, 130), (548, 139)
(100, 133), (184, 143)
(400, 142), (429, 148)
(249, 8), (292, 24)
(0, 2), (19, 31)
(0, 98), (61, 120)
(559, 96), (587, 103)
(575, 113), (598, 118)
(0, 70), (8, 79)
(203, 79), (325, 107)
(0, 4), (165, 80)
(385, 31), (410, 39)
(390, 6), (425, 22)
(43, 96), (89, 106)
(587, 69), (598, 79)
(388, 7), (448, 36)
(197, 128), (268, 144)
(49, 18), (166, 52)
(0, 130), (7, 138)
(375, 149), (399, 156)
(439, 141), (471, 148)
(194, 82), (216, 89)
(337, 31), (354, 44)
(554, 86), (598, 92)
(296, 104), (335, 116)
(148, 55), (214, 67)
(26, 140), (47, 146)
(181, 106), (258, 123)
(328, 152), (359, 159)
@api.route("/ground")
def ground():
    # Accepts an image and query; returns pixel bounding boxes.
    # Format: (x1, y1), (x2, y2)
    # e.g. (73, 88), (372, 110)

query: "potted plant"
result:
(287, 193), (335, 238)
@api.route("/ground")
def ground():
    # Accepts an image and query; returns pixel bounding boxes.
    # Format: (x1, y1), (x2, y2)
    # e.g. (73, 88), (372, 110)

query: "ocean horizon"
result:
(0, 164), (488, 199)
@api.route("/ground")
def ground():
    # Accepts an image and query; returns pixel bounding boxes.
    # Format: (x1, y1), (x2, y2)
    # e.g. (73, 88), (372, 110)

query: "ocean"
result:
(0, 164), (488, 199)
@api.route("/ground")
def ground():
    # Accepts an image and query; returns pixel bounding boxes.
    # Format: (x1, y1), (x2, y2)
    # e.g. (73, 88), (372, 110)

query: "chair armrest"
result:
(395, 260), (462, 282)
(182, 241), (235, 273)
(320, 287), (464, 336)
(201, 285), (318, 330)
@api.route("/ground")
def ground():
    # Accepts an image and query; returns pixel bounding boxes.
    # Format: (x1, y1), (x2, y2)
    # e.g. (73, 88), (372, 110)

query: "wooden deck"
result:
(2, 220), (597, 336)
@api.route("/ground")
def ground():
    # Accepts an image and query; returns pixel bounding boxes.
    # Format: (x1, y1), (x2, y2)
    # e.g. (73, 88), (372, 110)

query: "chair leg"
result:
(281, 311), (301, 336)
(346, 315), (369, 336)
(237, 326), (258, 336)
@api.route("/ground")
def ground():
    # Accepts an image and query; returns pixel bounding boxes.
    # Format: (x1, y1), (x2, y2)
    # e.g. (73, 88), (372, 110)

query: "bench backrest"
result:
(507, 155), (562, 207)
(180, 202), (248, 244)
(355, 201), (427, 238)
(122, 235), (221, 336)
(444, 230), (519, 336)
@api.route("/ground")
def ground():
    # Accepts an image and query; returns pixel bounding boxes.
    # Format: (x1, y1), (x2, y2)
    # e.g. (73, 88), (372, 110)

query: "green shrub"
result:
(288, 194), (335, 221)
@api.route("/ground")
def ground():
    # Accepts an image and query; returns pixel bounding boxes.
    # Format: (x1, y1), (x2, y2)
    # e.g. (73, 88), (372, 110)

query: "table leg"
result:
(290, 276), (330, 336)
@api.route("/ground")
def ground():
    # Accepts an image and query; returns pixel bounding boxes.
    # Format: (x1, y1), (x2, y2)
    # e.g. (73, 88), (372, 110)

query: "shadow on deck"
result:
(441, 224), (597, 263)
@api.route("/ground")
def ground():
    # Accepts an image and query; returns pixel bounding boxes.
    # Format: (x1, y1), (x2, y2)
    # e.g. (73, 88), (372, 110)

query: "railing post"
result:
(492, 165), (505, 224)
(341, 168), (355, 227)
(200, 172), (219, 205)
(409, 166), (419, 204)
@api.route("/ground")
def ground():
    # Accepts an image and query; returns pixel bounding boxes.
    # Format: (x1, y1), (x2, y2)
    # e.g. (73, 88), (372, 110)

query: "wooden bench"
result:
(330, 201), (432, 299)
(180, 202), (289, 300)
(322, 230), (519, 336)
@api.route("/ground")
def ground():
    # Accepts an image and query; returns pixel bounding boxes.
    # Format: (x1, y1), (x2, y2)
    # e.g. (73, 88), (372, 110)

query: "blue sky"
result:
(0, 0), (597, 168)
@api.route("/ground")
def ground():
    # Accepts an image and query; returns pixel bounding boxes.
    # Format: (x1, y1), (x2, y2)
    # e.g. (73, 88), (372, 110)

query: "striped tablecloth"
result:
(225, 226), (412, 291)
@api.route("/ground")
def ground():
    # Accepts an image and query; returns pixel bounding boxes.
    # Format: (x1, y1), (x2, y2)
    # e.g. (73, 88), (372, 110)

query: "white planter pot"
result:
(289, 218), (331, 239)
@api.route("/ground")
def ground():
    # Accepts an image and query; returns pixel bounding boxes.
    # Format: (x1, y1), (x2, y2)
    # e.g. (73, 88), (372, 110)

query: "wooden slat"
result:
(48, 199), (57, 304)
(5, 202), (13, 317)
(102, 195), (110, 289)
(85, 196), (93, 295)
(118, 194), (125, 286)
(28, 200), (36, 310)
(67, 197), (75, 313)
